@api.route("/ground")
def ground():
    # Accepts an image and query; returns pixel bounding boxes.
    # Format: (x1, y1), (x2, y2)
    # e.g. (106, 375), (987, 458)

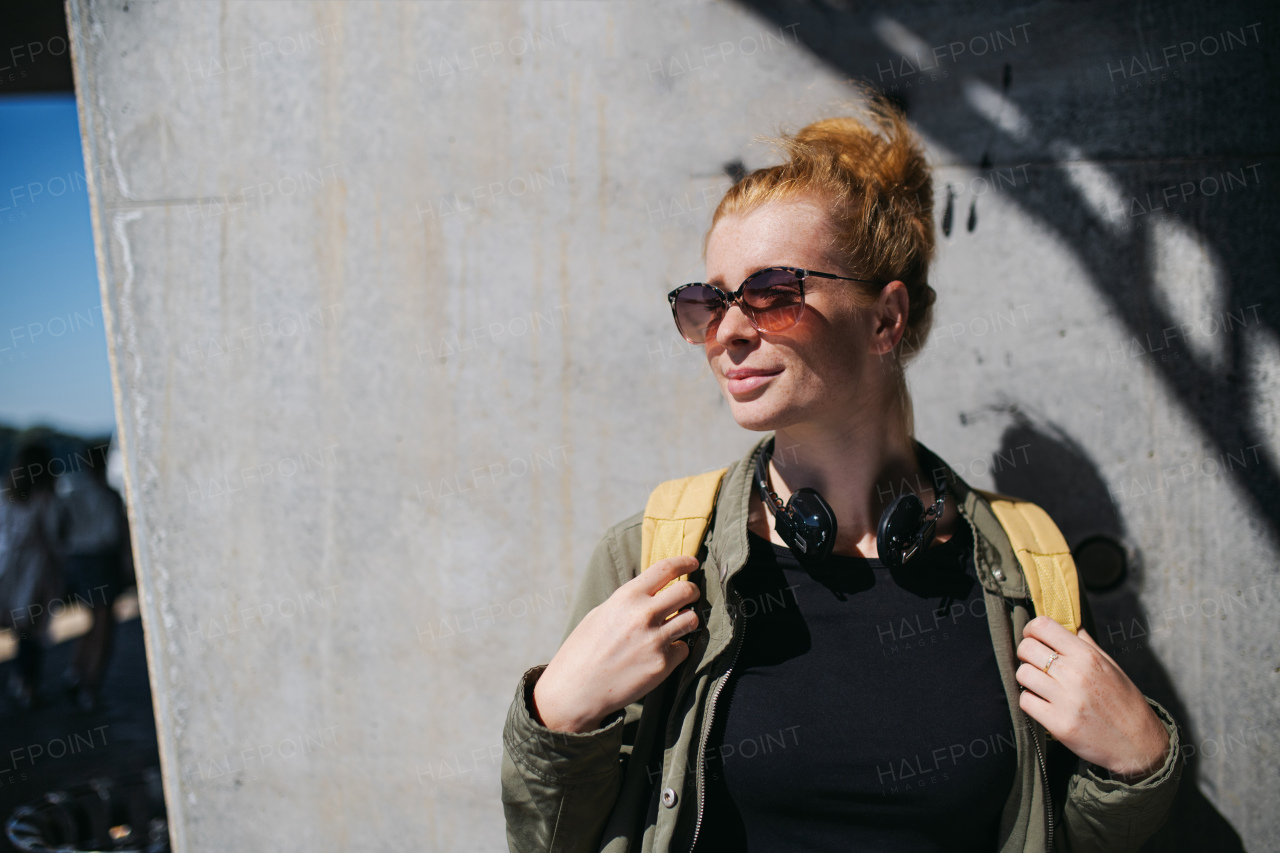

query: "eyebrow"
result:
(707, 264), (787, 290)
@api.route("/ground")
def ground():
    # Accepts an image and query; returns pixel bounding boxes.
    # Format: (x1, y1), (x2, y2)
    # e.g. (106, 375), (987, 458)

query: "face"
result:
(701, 196), (907, 433)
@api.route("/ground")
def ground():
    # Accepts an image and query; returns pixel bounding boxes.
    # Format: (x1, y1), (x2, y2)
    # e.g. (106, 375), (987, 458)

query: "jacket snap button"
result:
(661, 787), (678, 808)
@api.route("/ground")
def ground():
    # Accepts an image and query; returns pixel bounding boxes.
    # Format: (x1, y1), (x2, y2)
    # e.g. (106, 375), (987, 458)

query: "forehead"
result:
(705, 197), (834, 281)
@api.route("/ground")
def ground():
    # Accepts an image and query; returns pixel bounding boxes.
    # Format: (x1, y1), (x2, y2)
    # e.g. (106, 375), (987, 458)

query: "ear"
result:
(871, 280), (909, 355)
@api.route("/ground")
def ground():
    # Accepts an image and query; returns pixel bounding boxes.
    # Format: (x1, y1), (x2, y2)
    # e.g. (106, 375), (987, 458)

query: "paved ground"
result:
(0, 611), (161, 852)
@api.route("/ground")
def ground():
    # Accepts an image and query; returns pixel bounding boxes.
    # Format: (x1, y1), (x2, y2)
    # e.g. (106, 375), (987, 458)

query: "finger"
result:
(1076, 628), (1119, 666)
(1018, 688), (1057, 731)
(659, 607), (700, 644)
(1016, 636), (1057, 670)
(635, 555), (699, 596)
(1076, 626), (1101, 650)
(651, 577), (700, 616)
(1022, 614), (1079, 653)
(661, 636), (692, 671)
(1015, 661), (1064, 702)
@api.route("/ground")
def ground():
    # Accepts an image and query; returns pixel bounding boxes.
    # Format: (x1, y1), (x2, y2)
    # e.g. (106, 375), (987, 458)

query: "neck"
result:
(764, 407), (928, 559)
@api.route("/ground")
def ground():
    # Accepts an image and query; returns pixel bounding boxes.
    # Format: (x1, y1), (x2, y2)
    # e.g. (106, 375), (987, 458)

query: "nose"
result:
(712, 296), (758, 347)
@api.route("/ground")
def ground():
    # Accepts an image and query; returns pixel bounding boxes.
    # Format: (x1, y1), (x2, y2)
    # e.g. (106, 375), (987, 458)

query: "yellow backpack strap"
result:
(976, 490), (1082, 634)
(642, 468), (729, 596)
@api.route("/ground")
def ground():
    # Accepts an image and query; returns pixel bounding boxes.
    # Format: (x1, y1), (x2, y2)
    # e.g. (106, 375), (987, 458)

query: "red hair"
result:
(705, 96), (937, 433)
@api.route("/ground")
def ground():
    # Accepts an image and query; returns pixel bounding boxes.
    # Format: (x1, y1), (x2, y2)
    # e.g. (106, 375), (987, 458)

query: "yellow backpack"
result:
(640, 469), (1081, 633)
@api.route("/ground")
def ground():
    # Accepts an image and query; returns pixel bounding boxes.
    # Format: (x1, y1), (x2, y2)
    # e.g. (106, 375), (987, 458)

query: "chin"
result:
(725, 394), (798, 433)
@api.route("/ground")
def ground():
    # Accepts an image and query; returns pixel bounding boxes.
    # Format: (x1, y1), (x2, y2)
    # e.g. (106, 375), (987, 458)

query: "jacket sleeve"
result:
(501, 511), (646, 853)
(1057, 587), (1183, 853)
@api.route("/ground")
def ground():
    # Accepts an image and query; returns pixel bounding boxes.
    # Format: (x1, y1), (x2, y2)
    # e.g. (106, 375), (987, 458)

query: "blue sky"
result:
(0, 93), (116, 436)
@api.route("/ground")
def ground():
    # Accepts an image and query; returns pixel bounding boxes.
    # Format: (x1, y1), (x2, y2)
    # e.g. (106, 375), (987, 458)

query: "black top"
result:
(694, 516), (1017, 852)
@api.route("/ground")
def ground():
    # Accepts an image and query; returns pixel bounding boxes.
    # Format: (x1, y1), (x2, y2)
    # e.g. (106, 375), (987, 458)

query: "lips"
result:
(724, 366), (782, 395)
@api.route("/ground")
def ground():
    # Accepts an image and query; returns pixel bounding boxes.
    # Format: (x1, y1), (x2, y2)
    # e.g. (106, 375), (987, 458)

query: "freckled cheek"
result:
(788, 344), (847, 386)
(776, 367), (822, 400)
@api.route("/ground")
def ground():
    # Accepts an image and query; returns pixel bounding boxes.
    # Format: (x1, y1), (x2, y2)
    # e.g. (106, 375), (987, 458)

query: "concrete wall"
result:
(67, 0), (1277, 850)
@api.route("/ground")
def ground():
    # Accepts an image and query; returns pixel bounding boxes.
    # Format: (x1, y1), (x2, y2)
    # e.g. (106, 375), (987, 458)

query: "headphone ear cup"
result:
(877, 492), (924, 566)
(788, 488), (837, 563)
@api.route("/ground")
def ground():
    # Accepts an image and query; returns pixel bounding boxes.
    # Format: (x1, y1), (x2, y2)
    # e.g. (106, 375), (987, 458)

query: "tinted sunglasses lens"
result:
(743, 269), (804, 332)
(673, 285), (723, 343)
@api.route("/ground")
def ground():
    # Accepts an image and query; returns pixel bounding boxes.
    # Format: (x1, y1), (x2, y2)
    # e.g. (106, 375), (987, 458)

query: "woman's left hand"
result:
(1016, 616), (1170, 782)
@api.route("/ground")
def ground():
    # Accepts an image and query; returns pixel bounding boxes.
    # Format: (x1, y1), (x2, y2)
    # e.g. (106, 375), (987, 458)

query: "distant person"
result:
(0, 442), (64, 710)
(56, 444), (127, 711)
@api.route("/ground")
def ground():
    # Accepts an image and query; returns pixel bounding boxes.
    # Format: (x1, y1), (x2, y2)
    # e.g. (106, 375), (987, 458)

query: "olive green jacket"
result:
(501, 433), (1181, 853)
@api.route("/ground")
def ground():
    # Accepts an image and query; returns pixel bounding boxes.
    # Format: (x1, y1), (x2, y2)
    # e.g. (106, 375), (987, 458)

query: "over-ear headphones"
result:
(753, 436), (948, 568)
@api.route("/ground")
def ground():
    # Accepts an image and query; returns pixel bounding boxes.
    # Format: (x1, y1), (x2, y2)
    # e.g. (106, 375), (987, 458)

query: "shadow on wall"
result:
(733, 0), (1280, 553)
(990, 414), (1243, 852)
(718, 3), (1278, 846)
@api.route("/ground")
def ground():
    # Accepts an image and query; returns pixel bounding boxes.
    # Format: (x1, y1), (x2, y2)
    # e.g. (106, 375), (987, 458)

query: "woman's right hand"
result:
(532, 556), (702, 733)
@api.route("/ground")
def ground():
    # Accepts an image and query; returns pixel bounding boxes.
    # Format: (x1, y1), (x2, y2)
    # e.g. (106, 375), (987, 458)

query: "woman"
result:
(501, 99), (1180, 852)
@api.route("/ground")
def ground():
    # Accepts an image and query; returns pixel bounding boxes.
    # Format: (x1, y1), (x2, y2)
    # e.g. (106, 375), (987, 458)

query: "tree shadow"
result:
(732, 0), (1280, 554)
(989, 412), (1242, 851)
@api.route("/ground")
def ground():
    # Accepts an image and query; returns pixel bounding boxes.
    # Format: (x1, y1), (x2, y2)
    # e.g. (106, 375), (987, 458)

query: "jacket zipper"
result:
(687, 584), (745, 853)
(1029, 703), (1055, 851)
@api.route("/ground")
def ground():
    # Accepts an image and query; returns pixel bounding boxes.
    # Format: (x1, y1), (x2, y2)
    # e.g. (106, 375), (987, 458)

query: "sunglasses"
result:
(667, 266), (887, 344)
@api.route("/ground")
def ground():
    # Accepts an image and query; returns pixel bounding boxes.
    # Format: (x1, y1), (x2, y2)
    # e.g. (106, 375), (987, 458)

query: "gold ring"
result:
(1043, 651), (1060, 675)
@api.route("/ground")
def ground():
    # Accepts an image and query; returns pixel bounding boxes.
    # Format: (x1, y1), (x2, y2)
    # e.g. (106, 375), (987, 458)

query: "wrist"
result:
(531, 676), (603, 734)
(1107, 715), (1171, 783)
